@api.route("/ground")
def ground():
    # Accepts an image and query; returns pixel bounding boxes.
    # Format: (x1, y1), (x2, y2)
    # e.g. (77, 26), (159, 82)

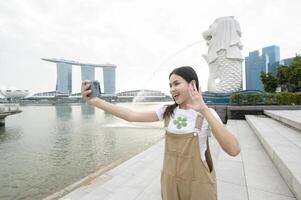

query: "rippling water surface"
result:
(0, 103), (166, 200)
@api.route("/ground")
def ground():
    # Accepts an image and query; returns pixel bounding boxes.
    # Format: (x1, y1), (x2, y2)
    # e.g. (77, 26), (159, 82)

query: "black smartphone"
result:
(87, 80), (101, 97)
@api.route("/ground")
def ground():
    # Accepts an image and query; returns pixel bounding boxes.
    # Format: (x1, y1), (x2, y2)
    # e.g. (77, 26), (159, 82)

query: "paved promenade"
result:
(49, 115), (298, 200)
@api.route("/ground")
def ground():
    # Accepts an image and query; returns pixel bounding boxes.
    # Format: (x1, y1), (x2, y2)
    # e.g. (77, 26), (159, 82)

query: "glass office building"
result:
(245, 45), (280, 91)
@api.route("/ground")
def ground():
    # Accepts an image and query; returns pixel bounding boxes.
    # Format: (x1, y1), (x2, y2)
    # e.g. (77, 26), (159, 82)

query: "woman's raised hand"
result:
(187, 81), (208, 114)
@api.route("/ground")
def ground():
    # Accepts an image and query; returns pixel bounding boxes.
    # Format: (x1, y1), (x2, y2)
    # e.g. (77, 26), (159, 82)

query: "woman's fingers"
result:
(188, 83), (194, 97)
(81, 81), (90, 90)
(82, 80), (90, 85)
(81, 81), (93, 102)
(81, 84), (91, 97)
(82, 89), (92, 97)
(81, 81), (87, 89)
(190, 83), (197, 95)
(193, 83), (198, 92)
(81, 81), (91, 93)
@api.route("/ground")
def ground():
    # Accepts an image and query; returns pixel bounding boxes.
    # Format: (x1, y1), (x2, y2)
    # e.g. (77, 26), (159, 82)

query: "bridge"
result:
(0, 104), (22, 126)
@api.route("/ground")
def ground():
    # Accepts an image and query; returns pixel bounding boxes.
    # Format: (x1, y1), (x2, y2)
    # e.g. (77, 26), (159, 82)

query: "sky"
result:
(0, 0), (301, 96)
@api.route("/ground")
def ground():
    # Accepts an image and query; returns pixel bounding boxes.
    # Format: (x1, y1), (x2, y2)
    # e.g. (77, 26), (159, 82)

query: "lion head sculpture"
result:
(203, 16), (243, 64)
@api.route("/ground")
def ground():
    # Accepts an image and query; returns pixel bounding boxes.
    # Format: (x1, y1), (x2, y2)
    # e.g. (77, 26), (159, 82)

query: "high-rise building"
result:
(245, 45), (280, 91)
(262, 45), (280, 76)
(81, 65), (95, 81)
(56, 63), (72, 94)
(42, 58), (116, 96)
(280, 57), (294, 66)
(103, 66), (116, 95)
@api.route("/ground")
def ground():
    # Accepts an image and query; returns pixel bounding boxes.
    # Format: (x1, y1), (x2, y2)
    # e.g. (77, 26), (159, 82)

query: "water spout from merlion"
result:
(132, 40), (205, 103)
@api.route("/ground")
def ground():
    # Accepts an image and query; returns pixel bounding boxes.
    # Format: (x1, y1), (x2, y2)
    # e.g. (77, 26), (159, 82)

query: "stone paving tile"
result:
(217, 180), (248, 200)
(244, 163), (294, 197)
(264, 110), (301, 131)
(248, 187), (296, 200)
(216, 159), (246, 186)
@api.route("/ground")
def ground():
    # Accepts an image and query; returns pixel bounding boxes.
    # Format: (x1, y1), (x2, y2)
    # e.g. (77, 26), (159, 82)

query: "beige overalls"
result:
(161, 114), (217, 200)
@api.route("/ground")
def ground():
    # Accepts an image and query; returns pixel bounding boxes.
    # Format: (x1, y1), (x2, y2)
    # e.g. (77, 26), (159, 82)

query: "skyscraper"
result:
(56, 63), (72, 95)
(280, 57), (294, 66)
(81, 65), (95, 81)
(262, 45), (280, 76)
(103, 66), (116, 95)
(245, 45), (280, 91)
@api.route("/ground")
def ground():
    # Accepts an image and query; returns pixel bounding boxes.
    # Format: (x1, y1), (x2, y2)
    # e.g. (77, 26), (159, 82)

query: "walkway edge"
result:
(42, 138), (164, 200)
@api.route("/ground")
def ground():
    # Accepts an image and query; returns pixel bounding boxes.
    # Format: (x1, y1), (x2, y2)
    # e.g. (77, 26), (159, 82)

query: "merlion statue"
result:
(202, 16), (243, 93)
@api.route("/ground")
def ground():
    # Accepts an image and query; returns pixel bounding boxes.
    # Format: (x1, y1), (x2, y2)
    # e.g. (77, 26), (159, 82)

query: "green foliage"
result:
(230, 92), (301, 105)
(276, 55), (301, 92)
(262, 93), (277, 105)
(274, 92), (290, 105)
(260, 72), (278, 92)
(258, 55), (301, 93)
(230, 93), (263, 105)
(277, 65), (289, 85)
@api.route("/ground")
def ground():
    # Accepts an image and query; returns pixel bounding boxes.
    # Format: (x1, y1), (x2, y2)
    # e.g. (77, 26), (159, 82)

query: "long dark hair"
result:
(163, 66), (200, 119)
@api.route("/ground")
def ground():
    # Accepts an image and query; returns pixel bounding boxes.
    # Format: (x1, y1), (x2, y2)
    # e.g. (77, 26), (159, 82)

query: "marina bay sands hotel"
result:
(42, 58), (116, 95)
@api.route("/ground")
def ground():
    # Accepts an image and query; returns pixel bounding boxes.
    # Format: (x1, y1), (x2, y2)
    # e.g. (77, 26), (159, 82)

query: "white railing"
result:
(0, 104), (20, 113)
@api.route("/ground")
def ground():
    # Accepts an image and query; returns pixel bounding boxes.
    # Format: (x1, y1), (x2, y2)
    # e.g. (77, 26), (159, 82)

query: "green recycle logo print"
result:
(173, 116), (188, 129)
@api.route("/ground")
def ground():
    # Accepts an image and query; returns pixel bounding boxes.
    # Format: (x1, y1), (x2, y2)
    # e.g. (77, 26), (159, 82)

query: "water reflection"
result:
(55, 105), (72, 119)
(81, 104), (95, 115)
(0, 126), (6, 135)
(103, 129), (117, 160)
(103, 110), (114, 121)
(52, 106), (74, 164)
(50, 132), (73, 165)
(0, 126), (21, 144)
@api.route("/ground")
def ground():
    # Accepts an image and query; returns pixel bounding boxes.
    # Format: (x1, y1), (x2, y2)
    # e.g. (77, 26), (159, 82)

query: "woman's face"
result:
(169, 74), (192, 105)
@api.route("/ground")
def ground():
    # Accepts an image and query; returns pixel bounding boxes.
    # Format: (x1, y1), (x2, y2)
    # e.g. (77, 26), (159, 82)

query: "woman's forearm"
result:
(89, 98), (134, 122)
(201, 108), (240, 156)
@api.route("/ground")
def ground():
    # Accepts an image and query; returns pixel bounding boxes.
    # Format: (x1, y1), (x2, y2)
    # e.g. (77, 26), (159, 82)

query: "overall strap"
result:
(194, 113), (204, 130)
(196, 113), (214, 171)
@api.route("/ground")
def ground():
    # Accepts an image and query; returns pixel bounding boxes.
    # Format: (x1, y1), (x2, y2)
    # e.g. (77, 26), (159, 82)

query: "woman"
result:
(81, 66), (240, 200)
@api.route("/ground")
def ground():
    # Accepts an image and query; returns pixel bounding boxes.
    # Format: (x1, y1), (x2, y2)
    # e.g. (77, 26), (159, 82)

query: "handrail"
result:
(0, 104), (20, 113)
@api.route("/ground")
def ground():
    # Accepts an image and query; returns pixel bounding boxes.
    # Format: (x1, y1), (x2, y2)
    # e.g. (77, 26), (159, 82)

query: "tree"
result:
(276, 55), (301, 92)
(277, 65), (293, 92)
(260, 71), (278, 92)
(289, 55), (301, 92)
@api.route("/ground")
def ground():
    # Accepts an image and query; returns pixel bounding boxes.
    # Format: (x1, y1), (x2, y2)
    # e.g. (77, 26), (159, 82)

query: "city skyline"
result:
(1, 0), (301, 96)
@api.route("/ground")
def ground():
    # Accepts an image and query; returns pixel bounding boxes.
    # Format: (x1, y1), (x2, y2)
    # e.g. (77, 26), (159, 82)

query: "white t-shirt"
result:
(155, 105), (223, 161)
